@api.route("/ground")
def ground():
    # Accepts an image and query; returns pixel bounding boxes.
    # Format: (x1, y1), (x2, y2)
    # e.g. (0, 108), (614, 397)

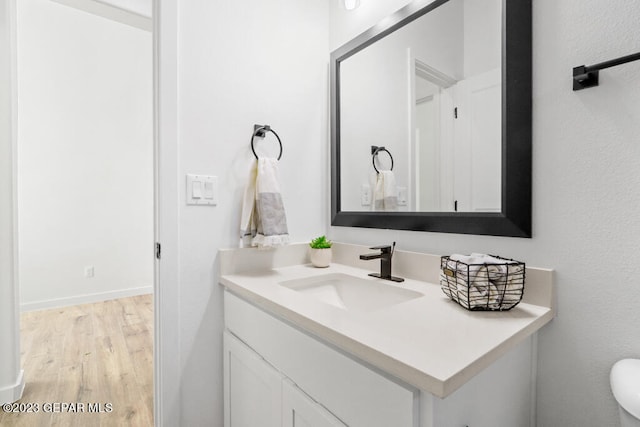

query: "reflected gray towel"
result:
(240, 158), (289, 248)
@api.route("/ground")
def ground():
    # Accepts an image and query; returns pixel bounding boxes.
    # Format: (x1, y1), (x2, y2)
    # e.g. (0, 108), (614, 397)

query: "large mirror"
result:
(331, 0), (531, 237)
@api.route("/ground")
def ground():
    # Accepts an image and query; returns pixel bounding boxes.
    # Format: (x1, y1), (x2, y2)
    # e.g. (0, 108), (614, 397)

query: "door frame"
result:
(7, 0), (179, 424)
(408, 50), (457, 212)
(153, 0), (180, 425)
(1, 0), (25, 405)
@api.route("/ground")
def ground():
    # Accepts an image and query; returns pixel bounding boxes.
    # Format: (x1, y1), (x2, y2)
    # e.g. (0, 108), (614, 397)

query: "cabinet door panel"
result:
(282, 380), (347, 427)
(224, 332), (282, 427)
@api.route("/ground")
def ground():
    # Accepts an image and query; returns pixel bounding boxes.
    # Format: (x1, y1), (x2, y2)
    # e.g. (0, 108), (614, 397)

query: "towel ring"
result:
(371, 145), (394, 174)
(251, 124), (283, 160)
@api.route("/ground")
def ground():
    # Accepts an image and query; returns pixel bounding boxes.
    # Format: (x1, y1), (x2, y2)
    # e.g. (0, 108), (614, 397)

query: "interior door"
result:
(453, 67), (502, 212)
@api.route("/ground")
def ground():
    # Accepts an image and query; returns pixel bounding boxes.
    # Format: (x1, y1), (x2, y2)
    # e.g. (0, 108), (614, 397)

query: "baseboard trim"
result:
(0, 369), (24, 404)
(20, 286), (153, 312)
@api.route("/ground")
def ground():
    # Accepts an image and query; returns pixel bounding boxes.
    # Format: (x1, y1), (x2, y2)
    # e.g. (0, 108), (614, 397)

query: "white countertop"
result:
(219, 244), (554, 398)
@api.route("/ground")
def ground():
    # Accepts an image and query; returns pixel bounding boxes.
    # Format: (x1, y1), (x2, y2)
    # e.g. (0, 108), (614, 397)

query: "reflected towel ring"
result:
(371, 145), (394, 174)
(251, 124), (283, 160)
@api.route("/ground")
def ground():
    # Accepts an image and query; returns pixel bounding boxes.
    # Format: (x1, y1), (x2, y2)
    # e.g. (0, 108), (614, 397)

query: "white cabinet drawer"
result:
(224, 291), (417, 427)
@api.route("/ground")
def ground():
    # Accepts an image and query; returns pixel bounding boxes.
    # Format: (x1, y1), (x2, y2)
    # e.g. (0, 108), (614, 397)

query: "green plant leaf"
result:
(309, 235), (332, 249)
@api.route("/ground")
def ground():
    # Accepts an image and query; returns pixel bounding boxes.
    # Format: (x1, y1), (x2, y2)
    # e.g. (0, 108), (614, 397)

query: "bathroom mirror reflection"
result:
(331, 0), (532, 236)
(340, 0), (502, 213)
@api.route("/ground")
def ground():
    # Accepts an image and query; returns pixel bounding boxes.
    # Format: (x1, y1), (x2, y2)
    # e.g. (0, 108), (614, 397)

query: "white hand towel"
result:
(240, 158), (289, 249)
(373, 171), (398, 211)
(240, 161), (258, 247)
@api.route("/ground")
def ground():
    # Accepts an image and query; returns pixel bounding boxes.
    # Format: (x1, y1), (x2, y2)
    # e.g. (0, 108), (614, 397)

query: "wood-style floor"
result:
(0, 294), (153, 427)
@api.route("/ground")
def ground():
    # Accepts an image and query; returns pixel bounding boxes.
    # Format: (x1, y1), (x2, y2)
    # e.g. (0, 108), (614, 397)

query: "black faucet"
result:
(359, 242), (404, 282)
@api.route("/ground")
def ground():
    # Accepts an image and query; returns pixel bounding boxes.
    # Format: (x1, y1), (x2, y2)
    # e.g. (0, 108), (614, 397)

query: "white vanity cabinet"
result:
(224, 289), (537, 427)
(220, 244), (553, 427)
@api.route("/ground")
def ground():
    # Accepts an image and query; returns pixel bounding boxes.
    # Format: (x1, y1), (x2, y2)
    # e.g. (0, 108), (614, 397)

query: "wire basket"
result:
(440, 255), (525, 311)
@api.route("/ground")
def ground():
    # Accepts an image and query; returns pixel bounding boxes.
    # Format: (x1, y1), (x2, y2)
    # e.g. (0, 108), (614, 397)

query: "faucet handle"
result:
(369, 244), (392, 252)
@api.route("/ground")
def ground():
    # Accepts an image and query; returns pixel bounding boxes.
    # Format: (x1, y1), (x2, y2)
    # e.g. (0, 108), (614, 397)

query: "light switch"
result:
(204, 181), (214, 199)
(192, 181), (203, 199)
(186, 174), (217, 206)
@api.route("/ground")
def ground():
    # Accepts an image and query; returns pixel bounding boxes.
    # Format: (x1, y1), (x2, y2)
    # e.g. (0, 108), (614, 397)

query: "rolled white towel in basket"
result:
(448, 254), (486, 282)
(471, 254), (524, 306)
(440, 269), (502, 309)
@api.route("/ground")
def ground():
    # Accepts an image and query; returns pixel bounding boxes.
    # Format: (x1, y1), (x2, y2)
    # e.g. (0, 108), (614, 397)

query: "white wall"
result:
(17, 0), (153, 310)
(463, 0), (500, 78)
(330, 1), (640, 426)
(174, 0), (329, 424)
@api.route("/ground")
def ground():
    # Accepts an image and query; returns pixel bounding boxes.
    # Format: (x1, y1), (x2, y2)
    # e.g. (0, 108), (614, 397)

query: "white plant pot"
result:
(309, 248), (332, 268)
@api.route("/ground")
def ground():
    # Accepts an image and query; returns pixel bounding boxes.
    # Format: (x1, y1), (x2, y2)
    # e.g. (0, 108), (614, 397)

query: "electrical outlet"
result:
(397, 186), (407, 206)
(84, 266), (94, 278)
(361, 184), (371, 206)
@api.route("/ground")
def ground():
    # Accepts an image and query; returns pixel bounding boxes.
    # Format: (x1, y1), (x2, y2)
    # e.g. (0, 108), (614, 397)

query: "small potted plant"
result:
(309, 235), (332, 268)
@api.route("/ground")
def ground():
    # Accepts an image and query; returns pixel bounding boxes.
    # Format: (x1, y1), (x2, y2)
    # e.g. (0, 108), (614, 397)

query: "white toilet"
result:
(611, 359), (640, 427)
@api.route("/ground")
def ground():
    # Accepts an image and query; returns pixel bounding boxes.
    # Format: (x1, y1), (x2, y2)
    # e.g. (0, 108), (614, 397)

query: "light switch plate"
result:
(186, 174), (218, 205)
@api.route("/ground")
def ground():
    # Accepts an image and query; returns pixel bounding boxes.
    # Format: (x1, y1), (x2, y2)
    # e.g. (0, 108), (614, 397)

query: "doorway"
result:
(411, 57), (456, 212)
(410, 56), (501, 213)
(7, 0), (154, 425)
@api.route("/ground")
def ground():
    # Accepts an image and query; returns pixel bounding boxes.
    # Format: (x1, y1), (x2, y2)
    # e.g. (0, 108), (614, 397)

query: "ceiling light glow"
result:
(343, 0), (361, 11)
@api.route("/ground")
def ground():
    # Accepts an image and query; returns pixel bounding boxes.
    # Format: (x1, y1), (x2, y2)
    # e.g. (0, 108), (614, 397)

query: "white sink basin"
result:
(279, 273), (423, 313)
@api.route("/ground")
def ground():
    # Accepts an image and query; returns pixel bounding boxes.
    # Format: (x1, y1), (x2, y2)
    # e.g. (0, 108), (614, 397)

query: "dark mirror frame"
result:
(331, 0), (531, 237)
